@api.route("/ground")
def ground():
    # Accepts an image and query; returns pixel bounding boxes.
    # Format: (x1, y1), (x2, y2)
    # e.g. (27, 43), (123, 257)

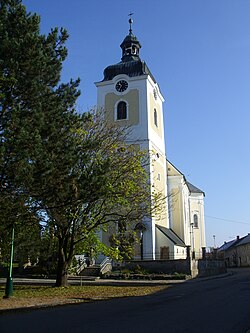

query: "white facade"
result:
(167, 161), (206, 258)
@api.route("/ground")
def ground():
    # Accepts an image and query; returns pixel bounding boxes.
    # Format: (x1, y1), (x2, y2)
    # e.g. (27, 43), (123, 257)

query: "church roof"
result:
(186, 181), (205, 196)
(103, 60), (156, 82)
(156, 225), (186, 247)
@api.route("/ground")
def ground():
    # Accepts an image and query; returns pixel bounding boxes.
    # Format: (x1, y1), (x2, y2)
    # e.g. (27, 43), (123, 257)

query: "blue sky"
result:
(23, 0), (250, 248)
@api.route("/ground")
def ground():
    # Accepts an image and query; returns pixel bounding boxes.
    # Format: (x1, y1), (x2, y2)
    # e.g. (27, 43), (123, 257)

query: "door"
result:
(160, 246), (169, 259)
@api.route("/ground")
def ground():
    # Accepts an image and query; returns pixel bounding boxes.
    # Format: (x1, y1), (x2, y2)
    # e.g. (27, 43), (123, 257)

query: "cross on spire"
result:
(128, 12), (134, 35)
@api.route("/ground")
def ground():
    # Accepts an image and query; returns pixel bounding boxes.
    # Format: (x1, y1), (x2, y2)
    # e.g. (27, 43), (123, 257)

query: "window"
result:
(117, 101), (127, 120)
(154, 108), (158, 127)
(193, 214), (198, 228)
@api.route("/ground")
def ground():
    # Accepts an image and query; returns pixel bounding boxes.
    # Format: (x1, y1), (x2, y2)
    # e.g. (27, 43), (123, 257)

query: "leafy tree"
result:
(0, 0), (80, 274)
(0, 1), (166, 287)
(29, 109), (163, 286)
(109, 232), (136, 261)
(0, 0), (79, 200)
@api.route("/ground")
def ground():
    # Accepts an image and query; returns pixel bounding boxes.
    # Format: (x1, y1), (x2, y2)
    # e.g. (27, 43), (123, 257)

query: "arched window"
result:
(117, 101), (127, 120)
(193, 214), (198, 228)
(132, 46), (137, 54)
(154, 108), (158, 127)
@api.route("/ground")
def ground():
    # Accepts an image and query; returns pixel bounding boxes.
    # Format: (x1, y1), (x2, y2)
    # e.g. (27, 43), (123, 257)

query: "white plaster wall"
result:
(96, 72), (173, 260)
(96, 74), (149, 143)
(189, 193), (206, 257)
(174, 246), (186, 259)
(155, 227), (175, 259)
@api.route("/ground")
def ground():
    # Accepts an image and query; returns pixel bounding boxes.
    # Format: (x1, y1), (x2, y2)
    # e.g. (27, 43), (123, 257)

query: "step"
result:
(80, 266), (100, 277)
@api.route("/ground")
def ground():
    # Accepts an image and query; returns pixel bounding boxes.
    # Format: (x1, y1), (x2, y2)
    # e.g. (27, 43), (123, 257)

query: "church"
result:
(95, 18), (206, 261)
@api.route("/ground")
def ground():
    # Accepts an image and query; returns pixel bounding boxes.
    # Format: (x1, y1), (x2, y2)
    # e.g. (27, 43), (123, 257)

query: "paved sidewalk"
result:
(0, 271), (231, 287)
(0, 277), (186, 287)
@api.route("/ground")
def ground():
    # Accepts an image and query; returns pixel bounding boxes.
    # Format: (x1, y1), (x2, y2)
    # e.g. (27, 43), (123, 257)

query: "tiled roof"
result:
(218, 239), (238, 251)
(236, 234), (250, 246)
(218, 236), (246, 251)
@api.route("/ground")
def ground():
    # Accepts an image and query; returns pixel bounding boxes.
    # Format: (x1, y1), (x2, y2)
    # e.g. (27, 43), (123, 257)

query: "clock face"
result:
(115, 80), (128, 92)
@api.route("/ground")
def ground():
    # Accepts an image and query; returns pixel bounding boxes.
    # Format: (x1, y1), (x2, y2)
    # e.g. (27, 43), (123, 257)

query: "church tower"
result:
(95, 17), (169, 259)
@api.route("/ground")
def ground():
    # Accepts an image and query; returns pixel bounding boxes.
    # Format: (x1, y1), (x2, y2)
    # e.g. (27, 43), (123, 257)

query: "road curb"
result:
(187, 272), (233, 283)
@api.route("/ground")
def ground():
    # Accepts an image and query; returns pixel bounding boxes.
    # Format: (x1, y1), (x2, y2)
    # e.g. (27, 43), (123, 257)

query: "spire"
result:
(120, 14), (141, 62)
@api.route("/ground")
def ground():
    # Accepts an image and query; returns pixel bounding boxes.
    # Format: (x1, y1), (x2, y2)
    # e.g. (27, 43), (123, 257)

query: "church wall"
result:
(146, 77), (168, 230)
(149, 94), (163, 139)
(104, 89), (139, 126)
(167, 173), (187, 241)
(146, 78), (165, 156)
(182, 184), (191, 246)
(167, 162), (180, 176)
(153, 158), (166, 193)
(97, 74), (151, 145)
(136, 141), (156, 259)
(152, 154), (168, 228)
(170, 188), (183, 239)
(101, 229), (110, 246)
(175, 246), (186, 259)
(141, 218), (155, 260)
(189, 193), (206, 257)
(102, 223), (114, 246)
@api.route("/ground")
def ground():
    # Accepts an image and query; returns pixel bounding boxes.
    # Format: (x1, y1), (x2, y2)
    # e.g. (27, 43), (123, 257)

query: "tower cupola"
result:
(102, 15), (155, 82)
(120, 17), (141, 62)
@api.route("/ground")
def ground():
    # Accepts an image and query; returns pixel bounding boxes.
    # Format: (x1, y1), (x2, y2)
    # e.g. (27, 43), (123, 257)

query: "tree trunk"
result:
(55, 245), (69, 287)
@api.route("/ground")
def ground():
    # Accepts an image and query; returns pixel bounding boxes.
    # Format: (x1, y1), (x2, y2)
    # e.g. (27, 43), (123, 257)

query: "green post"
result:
(4, 225), (15, 298)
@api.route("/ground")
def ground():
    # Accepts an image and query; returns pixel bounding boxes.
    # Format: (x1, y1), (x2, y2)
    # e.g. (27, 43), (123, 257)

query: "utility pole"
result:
(213, 235), (216, 248)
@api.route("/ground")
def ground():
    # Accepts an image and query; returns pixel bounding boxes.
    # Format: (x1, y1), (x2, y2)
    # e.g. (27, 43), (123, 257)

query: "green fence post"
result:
(4, 225), (15, 298)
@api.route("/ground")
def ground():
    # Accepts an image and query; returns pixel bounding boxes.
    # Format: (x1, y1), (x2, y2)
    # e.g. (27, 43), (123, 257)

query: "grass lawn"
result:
(0, 284), (168, 311)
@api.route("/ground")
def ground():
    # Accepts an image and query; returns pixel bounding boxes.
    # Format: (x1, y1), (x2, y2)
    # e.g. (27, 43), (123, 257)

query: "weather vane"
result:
(128, 12), (134, 35)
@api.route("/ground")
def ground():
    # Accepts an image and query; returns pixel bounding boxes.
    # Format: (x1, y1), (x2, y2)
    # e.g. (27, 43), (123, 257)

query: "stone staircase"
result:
(78, 257), (112, 277)
(80, 265), (101, 277)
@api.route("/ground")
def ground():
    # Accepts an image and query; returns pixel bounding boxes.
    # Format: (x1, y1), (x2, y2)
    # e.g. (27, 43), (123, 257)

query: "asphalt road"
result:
(0, 268), (250, 333)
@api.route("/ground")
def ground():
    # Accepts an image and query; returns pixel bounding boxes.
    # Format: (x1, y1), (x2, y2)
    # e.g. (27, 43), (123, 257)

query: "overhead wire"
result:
(205, 215), (250, 226)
